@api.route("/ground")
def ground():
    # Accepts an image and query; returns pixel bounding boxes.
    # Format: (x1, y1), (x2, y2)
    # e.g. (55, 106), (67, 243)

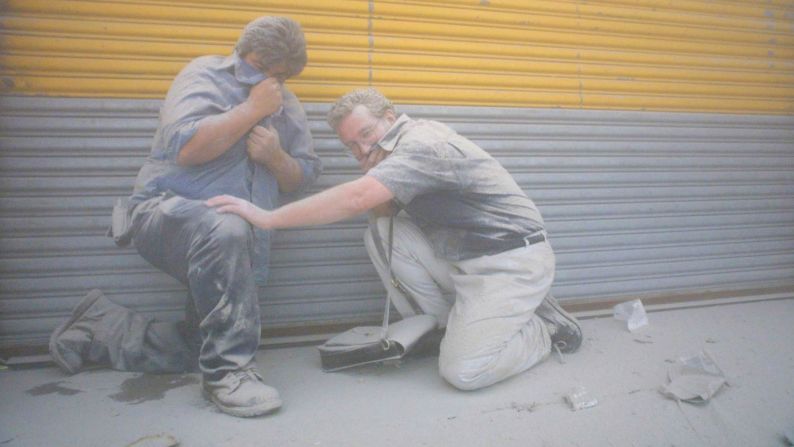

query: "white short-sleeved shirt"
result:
(367, 114), (545, 261)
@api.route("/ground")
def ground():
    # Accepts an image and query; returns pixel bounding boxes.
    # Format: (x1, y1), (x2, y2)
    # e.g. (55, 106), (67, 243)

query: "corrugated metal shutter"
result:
(1, 1), (793, 350)
(0, 96), (382, 349)
(1, 0), (792, 113)
(2, 96), (793, 349)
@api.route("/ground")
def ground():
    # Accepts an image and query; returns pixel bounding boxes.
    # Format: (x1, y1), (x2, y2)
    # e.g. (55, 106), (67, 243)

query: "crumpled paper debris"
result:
(613, 299), (649, 332)
(659, 350), (727, 404)
(565, 386), (598, 411)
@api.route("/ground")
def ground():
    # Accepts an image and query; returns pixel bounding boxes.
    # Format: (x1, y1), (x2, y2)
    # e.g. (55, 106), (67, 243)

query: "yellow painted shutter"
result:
(1, 0), (792, 113)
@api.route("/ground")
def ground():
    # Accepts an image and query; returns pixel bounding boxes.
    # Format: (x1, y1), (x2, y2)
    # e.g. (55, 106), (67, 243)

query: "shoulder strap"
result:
(369, 215), (425, 345)
(368, 216), (393, 342)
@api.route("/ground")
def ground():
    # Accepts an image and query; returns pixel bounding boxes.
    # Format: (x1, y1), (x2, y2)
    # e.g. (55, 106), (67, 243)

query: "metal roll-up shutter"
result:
(1, 0), (792, 112)
(0, 97), (388, 350)
(1, 1), (793, 351)
(2, 97), (792, 350)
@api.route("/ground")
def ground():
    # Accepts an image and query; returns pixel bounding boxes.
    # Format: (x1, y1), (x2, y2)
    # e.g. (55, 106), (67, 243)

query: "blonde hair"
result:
(327, 88), (395, 131)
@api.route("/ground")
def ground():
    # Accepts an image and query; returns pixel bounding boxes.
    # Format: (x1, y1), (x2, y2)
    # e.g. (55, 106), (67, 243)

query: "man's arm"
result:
(206, 176), (394, 229)
(176, 78), (283, 166)
(350, 147), (394, 216)
(371, 201), (397, 217)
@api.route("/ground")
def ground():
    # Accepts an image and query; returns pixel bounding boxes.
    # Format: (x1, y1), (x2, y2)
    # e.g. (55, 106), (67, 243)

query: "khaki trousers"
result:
(365, 216), (553, 390)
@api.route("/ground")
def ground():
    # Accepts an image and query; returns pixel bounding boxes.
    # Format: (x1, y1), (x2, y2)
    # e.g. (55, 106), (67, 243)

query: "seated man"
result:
(49, 16), (322, 417)
(207, 88), (581, 391)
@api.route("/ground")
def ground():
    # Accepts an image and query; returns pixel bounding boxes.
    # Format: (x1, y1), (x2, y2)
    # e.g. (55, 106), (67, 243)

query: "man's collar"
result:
(221, 51), (267, 85)
(377, 114), (412, 152)
(218, 52), (237, 70)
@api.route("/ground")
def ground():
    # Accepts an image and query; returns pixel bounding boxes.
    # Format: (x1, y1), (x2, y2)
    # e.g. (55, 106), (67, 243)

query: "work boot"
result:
(535, 293), (582, 354)
(49, 289), (111, 374)
(202, 366), (282, 418)
(50, 288), (158, 374)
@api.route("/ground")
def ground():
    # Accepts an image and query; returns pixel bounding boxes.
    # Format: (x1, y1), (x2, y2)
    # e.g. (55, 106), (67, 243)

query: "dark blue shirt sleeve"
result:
(275, 90), (322, 193)
(157, 63), (231, 162)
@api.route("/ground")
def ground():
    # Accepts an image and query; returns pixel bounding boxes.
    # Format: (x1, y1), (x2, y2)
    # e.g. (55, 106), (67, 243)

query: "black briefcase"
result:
(318, 314), (437, 372)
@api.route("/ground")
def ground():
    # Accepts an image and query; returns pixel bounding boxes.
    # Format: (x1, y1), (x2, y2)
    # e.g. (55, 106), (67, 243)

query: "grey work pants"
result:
(112, 195), (261, 380)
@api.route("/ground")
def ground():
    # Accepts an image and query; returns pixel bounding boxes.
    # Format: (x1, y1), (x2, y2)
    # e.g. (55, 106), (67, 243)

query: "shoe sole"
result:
(48, 289), (104, 374)
(202, 389), (283, 418)
(541, 296), (583, 353)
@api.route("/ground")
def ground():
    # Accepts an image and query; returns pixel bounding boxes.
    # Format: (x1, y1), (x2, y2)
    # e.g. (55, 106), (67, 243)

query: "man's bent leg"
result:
(132, 196), (261, 380)
(364, 216), (455, 326)
(439, 242), (555, 391)
(133, 197), (280, 417)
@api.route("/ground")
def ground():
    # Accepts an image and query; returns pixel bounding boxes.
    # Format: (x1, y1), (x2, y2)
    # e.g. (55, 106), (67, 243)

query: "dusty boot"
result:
(49, 289), (108, 374)
(49, 289), (146, 374)
(202, 366), (282, 417)
(535, 293), (583, 353)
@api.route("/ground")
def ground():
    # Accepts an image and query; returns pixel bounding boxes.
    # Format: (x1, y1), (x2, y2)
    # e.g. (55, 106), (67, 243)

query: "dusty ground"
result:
(2, 298), (793, 447)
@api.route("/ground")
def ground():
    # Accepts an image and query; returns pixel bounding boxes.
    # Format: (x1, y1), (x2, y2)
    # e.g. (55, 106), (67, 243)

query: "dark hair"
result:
(235, 16), (307, 78)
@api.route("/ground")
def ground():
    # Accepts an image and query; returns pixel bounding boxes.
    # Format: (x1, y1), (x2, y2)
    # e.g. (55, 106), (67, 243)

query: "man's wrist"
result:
(263, 146), (291, 171)
(253, 208), (268, 229)
(239, 99), (268, 122)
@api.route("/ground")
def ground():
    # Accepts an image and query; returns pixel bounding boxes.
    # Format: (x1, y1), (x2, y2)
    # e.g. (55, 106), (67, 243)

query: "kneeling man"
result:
(208, 88), (582, 390)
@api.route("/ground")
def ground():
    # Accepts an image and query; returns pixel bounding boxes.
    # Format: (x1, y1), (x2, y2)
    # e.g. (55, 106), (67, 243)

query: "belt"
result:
(493, 231), (547, 254)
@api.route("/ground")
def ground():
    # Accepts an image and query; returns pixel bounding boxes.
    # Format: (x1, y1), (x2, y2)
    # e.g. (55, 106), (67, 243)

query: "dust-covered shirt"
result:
(129, 51), (322, 283)
(367, 114), (544, 261)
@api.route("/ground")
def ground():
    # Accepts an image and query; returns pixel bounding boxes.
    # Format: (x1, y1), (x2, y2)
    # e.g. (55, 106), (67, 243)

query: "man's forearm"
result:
(177, 102), (262, 166)
(261, 149), (304, 193)
(371, 201), (396, 217)
(264, 176), (393, 229)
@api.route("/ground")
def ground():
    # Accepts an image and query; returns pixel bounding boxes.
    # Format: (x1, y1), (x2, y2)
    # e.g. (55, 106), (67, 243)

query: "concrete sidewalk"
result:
(2, 298), (793, 447)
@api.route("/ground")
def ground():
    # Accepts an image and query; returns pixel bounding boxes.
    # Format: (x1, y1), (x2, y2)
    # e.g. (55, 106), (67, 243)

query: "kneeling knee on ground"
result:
(438, 354), (500, 391)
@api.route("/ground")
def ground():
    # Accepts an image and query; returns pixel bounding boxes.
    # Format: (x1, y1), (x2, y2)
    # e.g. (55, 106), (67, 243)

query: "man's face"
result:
(243, 53), (290, 84)
(336, 104), (395, 170)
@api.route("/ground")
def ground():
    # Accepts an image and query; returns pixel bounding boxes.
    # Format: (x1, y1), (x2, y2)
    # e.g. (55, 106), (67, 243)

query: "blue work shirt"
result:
(130, 51), (322, 284)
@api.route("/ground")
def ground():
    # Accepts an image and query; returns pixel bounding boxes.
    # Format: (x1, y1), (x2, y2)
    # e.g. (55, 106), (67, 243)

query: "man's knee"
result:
(205, 213), (252, 252)
(438, 354), (492, 391)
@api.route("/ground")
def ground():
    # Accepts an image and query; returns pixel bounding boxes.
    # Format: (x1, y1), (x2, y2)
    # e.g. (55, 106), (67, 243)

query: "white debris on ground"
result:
(613, 299), (649, 332)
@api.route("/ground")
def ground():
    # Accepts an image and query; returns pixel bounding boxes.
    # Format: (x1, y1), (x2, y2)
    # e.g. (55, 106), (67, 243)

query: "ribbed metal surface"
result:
(1, 96), (793, 349)
(0, 95), (384, 349)
(1, 0), (793, 113)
